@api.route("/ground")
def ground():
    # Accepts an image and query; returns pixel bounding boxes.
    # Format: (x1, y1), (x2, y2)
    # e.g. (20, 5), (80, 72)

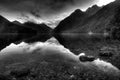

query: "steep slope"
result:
(53, 9), (88, 34)
(53, 5), (100, 34)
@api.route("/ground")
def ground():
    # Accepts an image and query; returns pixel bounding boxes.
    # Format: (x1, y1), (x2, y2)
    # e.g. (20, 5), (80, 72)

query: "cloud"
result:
(0, 0), (97, 19)
(0, 0), (98, 28)
(0, 0), (97, 13)
(96, 0), (115, 6)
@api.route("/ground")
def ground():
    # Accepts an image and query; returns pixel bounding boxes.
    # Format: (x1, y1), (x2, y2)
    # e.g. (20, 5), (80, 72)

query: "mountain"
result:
(13, 21), (21, 25)
(53, 0), (120, 69)
(53, 5), (100, 34)
(54, 0), (120, 50)
(0, 16), (52, 50)
(53, 9), (88, 34)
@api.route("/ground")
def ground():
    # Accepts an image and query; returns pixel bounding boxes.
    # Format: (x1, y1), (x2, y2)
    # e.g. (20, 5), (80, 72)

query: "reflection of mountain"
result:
(0, 16), (52, 50)
(0, 39), (119, 80)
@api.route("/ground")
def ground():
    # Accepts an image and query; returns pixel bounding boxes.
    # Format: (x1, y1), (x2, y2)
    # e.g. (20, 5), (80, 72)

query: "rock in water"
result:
(79, 55), (95, 62)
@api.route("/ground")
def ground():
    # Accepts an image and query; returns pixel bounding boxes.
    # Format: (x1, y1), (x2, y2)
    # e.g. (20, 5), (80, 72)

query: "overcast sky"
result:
(0, 0), (115, 28)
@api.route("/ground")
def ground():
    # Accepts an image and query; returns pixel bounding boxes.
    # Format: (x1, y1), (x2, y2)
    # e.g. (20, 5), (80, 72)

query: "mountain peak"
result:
(87, 5), (99, 10)
(86, 5), (101, 16)
(71, 9), (84, 17)
(74, 9), (83, 14)
(13, 20), (21, 25)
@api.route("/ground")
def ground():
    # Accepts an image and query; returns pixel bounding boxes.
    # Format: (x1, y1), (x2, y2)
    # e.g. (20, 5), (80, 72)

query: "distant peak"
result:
(69, 9), (85, 18)
(86, 4), (101, 16)
(92, 5), (99, 8)
(13, 20), (21, 24)
(74, 9), (84, 14)
(87, 4), (100, 11)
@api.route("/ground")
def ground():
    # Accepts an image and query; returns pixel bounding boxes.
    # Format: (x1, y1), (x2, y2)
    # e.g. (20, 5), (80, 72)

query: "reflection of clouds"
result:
(92, 59), (120, 76)
(0, 42), (29, 56)
(0, 38), (120, 75)
(0, 38), (78, 62)
(78, 53), (120, 75)
(93, 59), (120, 73)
